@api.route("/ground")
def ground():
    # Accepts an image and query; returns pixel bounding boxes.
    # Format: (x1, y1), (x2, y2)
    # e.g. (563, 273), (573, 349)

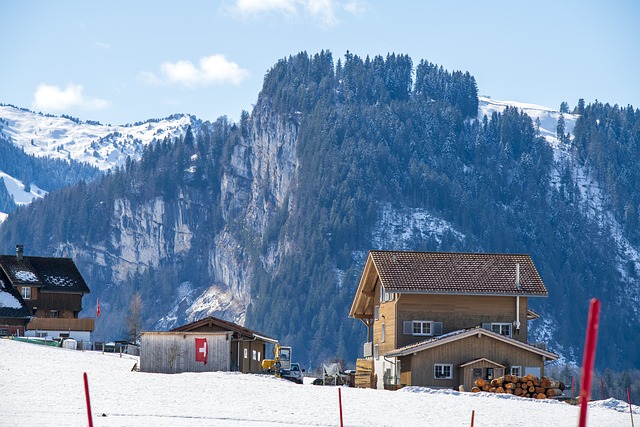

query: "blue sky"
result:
(2, 0), (638, 125)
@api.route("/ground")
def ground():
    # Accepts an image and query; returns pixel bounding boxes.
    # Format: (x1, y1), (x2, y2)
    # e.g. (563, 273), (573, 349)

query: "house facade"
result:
(140, 316), (277, 374)
(349, 250), (558, 390)
(0, 245), (94, 341)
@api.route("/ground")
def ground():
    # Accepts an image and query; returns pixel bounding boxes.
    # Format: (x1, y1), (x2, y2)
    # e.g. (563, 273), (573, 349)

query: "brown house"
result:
(0, 278), (31, 336)
(0, 245), (94, 341)
(349, 250), (558, 390)
(139, 316), (277, 374)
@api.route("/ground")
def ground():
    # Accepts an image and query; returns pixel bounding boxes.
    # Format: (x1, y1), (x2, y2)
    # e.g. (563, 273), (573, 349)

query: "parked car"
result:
(281, 362), (304, 384)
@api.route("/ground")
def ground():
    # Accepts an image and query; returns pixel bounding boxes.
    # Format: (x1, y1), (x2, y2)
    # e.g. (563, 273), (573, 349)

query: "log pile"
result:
(471, 374), (565, 399)
(355, 358), (376, 388)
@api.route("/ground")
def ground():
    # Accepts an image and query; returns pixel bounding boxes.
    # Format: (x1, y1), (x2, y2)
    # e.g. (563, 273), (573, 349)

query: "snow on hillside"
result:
(0, 105), (197, 171)
(0, 170), (47, 205)
(1, 338), (637, 426)
(478, 96), (578, 146)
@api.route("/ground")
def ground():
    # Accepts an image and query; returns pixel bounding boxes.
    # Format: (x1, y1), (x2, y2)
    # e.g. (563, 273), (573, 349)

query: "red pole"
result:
(628, 388), (635, 427)
(83, 372), (94, 427)
(338, 387), (344, 427)
(470, 409), (475, 427)
(578, 298), (601, 427)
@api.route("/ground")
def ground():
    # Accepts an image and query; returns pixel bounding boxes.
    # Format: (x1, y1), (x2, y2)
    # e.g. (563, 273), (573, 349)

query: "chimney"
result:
(16, 244), (24, 261)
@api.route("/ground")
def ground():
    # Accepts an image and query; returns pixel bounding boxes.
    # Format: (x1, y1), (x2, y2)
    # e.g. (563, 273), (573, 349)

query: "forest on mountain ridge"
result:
(1, 51), (639, 380)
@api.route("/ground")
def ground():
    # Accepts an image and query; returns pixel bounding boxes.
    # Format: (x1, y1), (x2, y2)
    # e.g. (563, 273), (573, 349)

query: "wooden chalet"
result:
(140, 316), (277, 374)
(349, 250), (558, 391)
(0, 245), (94, 341)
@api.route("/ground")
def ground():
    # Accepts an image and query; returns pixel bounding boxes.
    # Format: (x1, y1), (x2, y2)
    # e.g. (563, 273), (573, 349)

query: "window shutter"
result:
(403, 321), (413, 335)
(432, 322), (443, 336)
(482, 323), (492, 331)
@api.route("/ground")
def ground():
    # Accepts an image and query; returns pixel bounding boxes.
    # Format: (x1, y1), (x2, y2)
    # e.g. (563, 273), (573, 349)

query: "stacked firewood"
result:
(471, 374), (565, 399)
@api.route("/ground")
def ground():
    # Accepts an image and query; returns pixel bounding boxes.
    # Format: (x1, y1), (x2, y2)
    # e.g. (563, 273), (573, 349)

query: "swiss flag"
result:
(96, 299), (101, 317)
(195, 338), (208, 365)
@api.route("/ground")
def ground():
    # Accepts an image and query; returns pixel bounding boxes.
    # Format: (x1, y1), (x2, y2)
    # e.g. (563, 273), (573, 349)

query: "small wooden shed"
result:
(140, 331), (231, 373)
(140, 316), (277, 374)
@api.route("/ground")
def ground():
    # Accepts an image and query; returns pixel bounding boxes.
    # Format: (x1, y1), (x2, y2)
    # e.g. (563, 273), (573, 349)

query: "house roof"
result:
(170, 316), (277, 343)
(458, 357), (505, 368)
(0, 255), (90, 294)
(385, 326), (558, 361)
(350, 250), (547, 319)
(0, 278), (31, 319)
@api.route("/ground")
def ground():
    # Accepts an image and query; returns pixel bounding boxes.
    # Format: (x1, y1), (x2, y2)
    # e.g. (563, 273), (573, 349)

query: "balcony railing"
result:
(28, 317), (95, 332)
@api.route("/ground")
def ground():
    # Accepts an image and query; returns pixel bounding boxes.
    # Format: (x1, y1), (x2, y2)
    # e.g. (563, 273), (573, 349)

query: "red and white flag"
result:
(195, 338), (208, 365)
(96, 298), (101, 317)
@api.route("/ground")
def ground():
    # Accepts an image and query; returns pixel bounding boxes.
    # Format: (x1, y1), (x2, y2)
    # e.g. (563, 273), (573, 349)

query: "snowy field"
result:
(0, 338), (637, 427)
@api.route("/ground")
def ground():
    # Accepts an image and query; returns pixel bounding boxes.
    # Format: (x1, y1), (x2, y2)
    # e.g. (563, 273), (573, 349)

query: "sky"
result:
(2, 0), (639, 126)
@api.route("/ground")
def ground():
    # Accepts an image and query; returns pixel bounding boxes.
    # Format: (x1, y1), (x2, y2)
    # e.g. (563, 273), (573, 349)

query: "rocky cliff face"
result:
(51, 99), (303, 336)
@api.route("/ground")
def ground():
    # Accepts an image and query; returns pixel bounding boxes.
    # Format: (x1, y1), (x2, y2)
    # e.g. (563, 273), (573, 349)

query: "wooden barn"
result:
(140, 316), (276, 374)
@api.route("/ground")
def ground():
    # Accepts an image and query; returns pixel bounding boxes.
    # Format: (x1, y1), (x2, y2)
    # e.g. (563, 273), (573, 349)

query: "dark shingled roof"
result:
(369, 250), (547, 296)
(0, 255), (90, 294)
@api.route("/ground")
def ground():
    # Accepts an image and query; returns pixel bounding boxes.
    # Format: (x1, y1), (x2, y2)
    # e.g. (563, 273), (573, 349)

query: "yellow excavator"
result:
(261, 343), (292, 377)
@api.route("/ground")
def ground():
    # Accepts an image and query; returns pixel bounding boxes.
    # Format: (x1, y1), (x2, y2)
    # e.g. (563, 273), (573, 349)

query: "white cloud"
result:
(231, 0), (354, 27)
(94, 41), (112, 50)
(32, 83), (109, 112)
(141, 54), (249, 89)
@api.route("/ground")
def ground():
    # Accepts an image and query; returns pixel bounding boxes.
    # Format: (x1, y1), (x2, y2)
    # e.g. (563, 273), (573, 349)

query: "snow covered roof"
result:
(0, 279), (30, 319)
(0, 255), (90, 294)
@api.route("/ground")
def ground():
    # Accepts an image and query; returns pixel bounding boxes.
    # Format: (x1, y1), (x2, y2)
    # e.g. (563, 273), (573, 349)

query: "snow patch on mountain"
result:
(372, 202), (468, 250)
(0, 105), (198, 171)
(0, 171), (47, 205)
(478, 97), (578, 146)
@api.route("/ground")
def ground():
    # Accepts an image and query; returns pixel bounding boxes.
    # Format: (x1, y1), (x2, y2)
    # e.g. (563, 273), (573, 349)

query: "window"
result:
(374, 305), (379, 320)
(472, 368), (482, 378)
(434, 364), (453, 379)
(252, 350), (257, 360)
(374, 344), (379, 360)
(257, 351), (261, 361)
(380, 287), (394, 302)
(403, 320), (443, 336)
(510, 366), (521, 377)
(485, 368), (494, 380)
(490, 323), (512, 337)
(524, 367), (541, 378)
(244, 348), (248, 359)
(413, 321), (432, 336)
(21, 287), (31, 300)
(49, 310), (59, 318)
(381, 323), (385, 343)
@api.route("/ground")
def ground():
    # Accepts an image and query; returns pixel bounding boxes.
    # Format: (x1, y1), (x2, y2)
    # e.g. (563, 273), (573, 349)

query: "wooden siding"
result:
(28, 317), (94, 332)
(25, 292), (84, 313)
(401, 333), (545, 389)
(460, 359), (505, 391)
(140, 332), (231, 374)
(395, 294), (529, 349)
(373, 301), (397, 356)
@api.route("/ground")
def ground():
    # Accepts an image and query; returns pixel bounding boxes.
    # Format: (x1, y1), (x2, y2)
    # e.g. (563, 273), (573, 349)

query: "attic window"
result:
(380, 286), (394, 303)
(21, 287), (31, 300)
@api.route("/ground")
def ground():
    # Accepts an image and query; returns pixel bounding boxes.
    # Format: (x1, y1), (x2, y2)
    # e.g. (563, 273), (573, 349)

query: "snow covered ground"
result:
(1, 339), (637, 426)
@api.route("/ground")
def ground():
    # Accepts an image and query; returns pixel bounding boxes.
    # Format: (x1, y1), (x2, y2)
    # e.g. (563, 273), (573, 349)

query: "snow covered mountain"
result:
(0, 104), (202, 219)
(0, 104), (200, 171)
